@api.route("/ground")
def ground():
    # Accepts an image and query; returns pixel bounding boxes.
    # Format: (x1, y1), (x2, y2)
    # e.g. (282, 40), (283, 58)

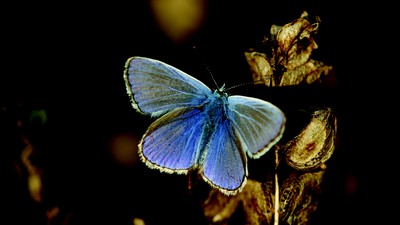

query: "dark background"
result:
(2, 1), (390, 225)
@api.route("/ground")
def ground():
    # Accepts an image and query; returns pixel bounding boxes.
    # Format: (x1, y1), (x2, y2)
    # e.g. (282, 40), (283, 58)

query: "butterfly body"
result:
(124, 57), (285, 195)
(202, 88), (229, 132)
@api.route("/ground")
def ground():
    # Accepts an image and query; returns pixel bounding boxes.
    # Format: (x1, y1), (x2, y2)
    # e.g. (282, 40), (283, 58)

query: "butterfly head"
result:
(214, 84), (228, 99)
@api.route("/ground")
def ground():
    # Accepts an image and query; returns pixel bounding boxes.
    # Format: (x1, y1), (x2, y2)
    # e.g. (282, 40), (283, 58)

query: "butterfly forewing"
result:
(124, 57), (212, 116)
(228, 96), (286, 158)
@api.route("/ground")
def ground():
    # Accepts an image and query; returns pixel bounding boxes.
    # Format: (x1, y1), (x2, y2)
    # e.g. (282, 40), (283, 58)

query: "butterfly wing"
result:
(201, 118), (247, 195)
(139, 106), (209, 173)
(125, 57), (214, 172)
(228, 96), (286, 158)
(124, 57), (212, 117)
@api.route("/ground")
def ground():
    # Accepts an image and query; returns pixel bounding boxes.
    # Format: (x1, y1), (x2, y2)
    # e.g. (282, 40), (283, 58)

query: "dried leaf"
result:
(202, 179), (273, 225)
(245, 11), (333, 86)
(279, 168), (326, 225)
(280, 59), (332, 86)
(275, 11), (319, 70)
(283, 107), (336, 171)
(279, 173), (304, 222)
(244, 51), (273, 85)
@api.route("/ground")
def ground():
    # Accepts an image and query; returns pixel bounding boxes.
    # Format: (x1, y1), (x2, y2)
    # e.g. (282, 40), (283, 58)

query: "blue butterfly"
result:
(124, 57), (286, 195)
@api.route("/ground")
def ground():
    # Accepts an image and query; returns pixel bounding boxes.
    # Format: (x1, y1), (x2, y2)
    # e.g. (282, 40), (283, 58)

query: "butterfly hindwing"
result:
(228, 96), (286, 158)
(139, 107), (208, 173)
(124, 57), (212, 116)
(201, 118), (247, 195)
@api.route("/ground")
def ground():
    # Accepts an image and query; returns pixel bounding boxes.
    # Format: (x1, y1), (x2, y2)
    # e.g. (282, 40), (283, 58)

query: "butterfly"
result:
(124, 56), (286, 195)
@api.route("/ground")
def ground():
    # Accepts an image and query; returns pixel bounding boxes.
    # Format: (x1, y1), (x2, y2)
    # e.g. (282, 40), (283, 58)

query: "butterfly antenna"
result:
(224, 81), (256, 91)
(225, 75), (278, 91)
(192, 46), (220, 89)
(224, 73), (274, 91)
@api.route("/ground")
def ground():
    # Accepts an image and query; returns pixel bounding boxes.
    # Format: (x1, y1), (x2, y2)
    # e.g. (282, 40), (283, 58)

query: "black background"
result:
(2, 1), (391, 225)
